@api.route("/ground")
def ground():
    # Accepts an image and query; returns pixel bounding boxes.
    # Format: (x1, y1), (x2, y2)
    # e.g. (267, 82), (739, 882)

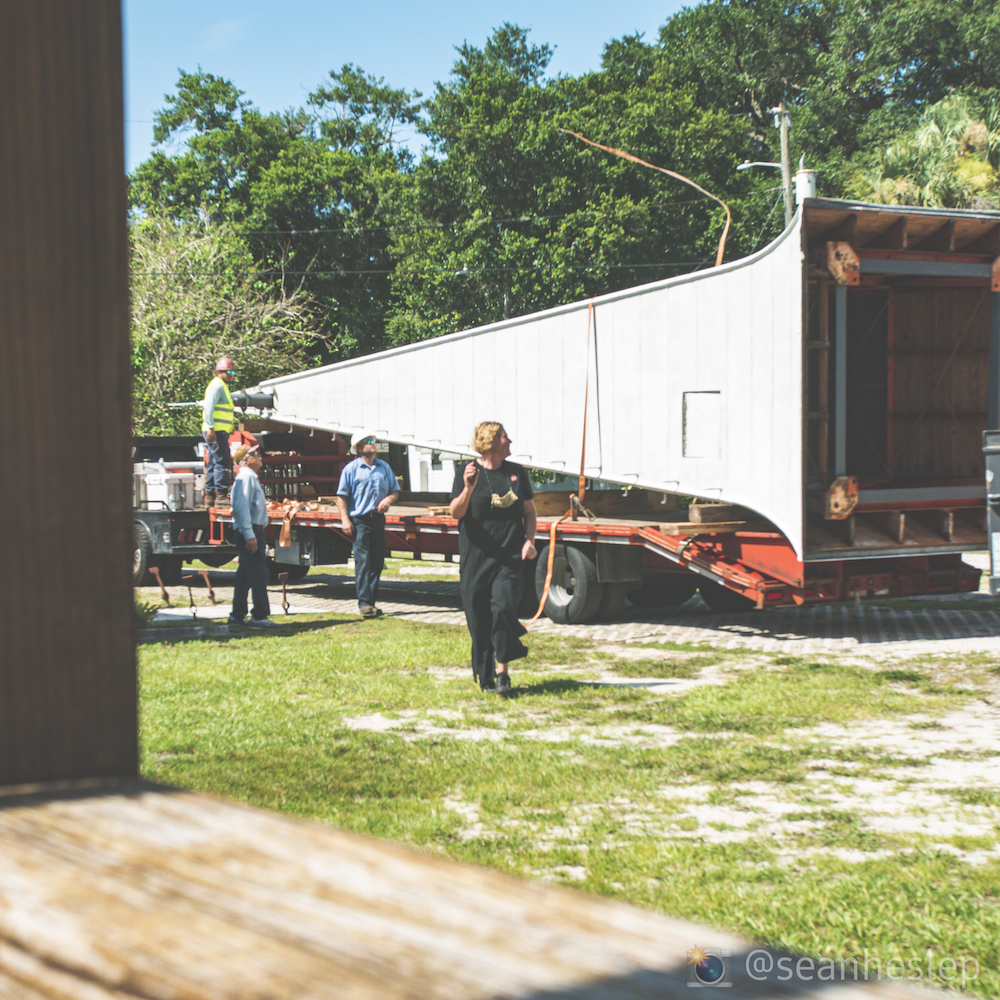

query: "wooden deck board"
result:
(0, 783), (922, 999)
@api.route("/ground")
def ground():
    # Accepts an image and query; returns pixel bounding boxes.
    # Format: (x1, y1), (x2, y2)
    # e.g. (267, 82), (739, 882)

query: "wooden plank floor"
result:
(0, 781), (923, 999)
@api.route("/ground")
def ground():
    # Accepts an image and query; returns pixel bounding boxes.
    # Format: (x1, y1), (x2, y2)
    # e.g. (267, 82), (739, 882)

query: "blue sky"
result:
(123, 1), (693, 173)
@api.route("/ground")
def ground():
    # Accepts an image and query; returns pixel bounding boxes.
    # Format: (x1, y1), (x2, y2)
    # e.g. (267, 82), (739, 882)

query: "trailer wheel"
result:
(628, 577), (698, 608)
(698, 579), (755, 613)
(133, 522), (153, 586)
(534, 544), (603, 624)
(596, 582), (628, 621)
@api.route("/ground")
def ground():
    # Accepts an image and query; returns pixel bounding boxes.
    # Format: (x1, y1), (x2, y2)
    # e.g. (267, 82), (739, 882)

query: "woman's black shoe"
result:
(496, 673), (512, 697)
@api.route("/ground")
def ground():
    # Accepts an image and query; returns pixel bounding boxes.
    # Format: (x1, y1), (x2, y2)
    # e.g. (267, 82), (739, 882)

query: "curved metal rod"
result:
(560, 128), (732, 267)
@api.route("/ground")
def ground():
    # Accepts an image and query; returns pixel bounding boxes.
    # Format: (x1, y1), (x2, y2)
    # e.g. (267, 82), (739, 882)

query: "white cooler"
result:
(134, 463), (197, 510)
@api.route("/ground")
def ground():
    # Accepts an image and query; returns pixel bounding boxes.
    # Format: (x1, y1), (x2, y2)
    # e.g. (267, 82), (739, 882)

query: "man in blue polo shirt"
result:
(336, 431), (400, 617)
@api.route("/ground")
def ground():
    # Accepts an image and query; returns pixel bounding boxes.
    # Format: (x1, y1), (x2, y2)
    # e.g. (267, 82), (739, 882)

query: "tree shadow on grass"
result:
(137, 617), (358, 646)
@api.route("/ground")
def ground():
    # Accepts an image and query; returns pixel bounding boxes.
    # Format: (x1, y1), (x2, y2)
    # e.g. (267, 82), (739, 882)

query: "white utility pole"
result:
(739, 103), (797, 228)
(775, 102), (793, 227)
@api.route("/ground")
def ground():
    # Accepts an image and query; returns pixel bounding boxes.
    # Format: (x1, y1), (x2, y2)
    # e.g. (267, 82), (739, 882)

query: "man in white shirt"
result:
(228, 445), (276, 629)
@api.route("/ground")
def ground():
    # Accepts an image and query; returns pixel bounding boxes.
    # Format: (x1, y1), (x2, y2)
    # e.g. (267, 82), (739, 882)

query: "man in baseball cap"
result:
(336, 432), (399, 617)
(228, 444), (276, 630)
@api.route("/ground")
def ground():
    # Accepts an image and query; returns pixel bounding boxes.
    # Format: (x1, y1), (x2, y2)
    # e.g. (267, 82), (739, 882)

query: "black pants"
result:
(233, 526), (270, 621)
(461, 559), (527, 688)
(353, 513), (386, 608)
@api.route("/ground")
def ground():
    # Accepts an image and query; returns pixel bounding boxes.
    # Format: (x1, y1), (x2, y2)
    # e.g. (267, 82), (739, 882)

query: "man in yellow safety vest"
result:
(202, 356), (236, 507)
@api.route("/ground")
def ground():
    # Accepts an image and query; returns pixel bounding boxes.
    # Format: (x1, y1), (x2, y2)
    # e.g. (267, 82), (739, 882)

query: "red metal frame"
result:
(207, 505), (981, 610)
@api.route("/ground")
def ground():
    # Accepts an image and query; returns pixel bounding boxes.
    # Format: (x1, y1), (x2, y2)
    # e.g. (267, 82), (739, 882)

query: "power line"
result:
(131, 260), (710, 278)
(221, 195), (758, 238)
(131, 188), (782, 240)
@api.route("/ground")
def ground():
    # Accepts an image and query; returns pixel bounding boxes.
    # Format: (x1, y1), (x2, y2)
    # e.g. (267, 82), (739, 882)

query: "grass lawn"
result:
(140, 617), (1000, 995)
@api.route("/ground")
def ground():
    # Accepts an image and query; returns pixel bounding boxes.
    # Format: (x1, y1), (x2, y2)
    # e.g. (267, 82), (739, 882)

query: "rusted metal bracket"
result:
(827, 241), (860, 285)
(571, 494), (596, 521)
(198, 569), (216, 605)
(148, 566), (171, 606)
(824, 476), (858, 520)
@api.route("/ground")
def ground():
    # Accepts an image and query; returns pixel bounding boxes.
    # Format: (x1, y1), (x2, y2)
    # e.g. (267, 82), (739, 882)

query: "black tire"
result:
(628, 576), (699, 608)
(268, 560), (309, 583)
(698, 579), (756, 613)
(534, 543), (603, 624)
(133, 522), (153, 586)
(596, 582), (628, 621)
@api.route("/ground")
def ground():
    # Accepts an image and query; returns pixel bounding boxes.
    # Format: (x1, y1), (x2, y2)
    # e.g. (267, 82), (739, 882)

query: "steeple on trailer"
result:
(259, 199), (1000, 565)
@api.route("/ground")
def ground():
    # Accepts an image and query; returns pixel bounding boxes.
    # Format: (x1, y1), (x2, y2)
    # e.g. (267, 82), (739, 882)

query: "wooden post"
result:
(0, 0), (137, 784)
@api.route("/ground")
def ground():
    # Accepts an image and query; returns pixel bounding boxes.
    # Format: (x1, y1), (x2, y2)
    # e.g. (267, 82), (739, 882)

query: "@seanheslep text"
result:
(744, 949), (979, 988)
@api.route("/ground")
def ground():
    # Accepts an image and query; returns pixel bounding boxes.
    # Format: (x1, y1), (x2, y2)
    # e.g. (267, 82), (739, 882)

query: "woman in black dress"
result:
(450, 421), (537, 695)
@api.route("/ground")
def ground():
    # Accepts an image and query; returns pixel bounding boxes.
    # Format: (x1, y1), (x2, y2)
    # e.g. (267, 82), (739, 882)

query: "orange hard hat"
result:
(215, 356), (235, 372)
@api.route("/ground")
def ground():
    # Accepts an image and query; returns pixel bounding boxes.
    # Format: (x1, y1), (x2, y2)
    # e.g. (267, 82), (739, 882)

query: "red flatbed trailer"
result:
(206, 498), (980, 622)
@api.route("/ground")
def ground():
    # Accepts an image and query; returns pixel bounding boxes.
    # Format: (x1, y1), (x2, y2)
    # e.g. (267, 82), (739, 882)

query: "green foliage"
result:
(127, 3), (1000, 381)
(130, 213), (327, 434)
(153, 68), (249, 142)
(309, 63), (422, 165)
(847, 94), (1000, 208)
(657, 0), (1000, 191)
(130, 67), (420, 359)
(384, 24), (758, 346)
(134, 600), (159, 626)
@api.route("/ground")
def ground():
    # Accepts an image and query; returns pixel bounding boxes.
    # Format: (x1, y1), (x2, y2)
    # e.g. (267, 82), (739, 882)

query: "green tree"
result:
(130, 214), (328, 435)
(656, 0), (1000, 190)
(127, 4), (1000, 371)
(847, 94), (1000, 208)
(129, 69), (299, 221)
(384, 25), (755, 346)
(130, 67), (421, 361)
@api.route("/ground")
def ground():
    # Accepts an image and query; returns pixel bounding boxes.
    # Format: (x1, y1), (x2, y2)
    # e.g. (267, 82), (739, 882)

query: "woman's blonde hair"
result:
(471, 421), (502, 455)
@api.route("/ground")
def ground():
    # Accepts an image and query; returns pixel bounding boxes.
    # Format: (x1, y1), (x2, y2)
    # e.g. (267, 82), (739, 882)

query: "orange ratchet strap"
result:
(527, 299), (595, 623)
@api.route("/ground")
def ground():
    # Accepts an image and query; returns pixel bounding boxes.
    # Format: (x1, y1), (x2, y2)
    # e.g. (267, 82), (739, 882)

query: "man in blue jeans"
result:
(336, 431), (399, 617)
(228, 445), (276, 629)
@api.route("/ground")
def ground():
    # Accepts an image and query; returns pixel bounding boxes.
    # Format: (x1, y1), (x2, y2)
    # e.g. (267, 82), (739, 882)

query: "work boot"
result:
(215, 492), (230, 507)
(202, 491), (215, 508)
